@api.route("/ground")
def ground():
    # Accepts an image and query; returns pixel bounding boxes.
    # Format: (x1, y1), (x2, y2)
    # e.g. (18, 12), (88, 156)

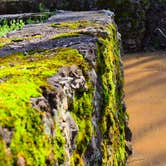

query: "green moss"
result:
(10, 35), (42, 43)
(0, 38), (11, 48)
(0, 35), (42, 49)
(0, 17), (128, 165)
(51, 32), (80, 40)
(49, 20), (107, 41)
(54, 126), (66, 164)
(31, 34), (42, 39)
(49, 20), (100, 30)
(97, 23), (127, 165)
(0, 48), (87, 165)
(11, 38), (25, 42)
(70, 88), (93, 165)
(48, 21), (128, 165)
(0, 139), (13, 166)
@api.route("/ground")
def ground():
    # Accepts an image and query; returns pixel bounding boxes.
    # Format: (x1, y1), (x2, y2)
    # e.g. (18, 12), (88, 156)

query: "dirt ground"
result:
(123, 52), (166, 166)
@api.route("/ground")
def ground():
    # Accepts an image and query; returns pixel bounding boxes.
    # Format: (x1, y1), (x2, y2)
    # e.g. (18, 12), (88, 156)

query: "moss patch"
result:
(97, 23), (127, 166)
(70, 90), (93, 165)
(51, 32), (80, 40)
(0, 34), (42, 49)
(0, 16), (128, 165)
(0, 138), (13, 166)
(49, 20), (100, 30)
(0, 48), (87, 165)
(0, 38), (12, 48)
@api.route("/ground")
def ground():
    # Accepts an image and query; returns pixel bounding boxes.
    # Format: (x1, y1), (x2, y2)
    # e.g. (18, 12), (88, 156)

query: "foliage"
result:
(38, 3), (49, 12)
(0, 12), (53, 37)
(0, 19), (24, 37)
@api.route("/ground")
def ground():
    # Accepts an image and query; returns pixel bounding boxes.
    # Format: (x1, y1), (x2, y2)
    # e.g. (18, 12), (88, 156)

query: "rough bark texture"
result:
(0, 11), (130, 166)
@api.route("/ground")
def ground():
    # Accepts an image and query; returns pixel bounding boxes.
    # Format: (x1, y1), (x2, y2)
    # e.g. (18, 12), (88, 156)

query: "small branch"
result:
(155, 28), (166, 40)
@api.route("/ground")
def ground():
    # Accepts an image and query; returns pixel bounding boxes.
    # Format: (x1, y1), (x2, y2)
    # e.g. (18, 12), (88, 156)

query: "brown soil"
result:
(123, 52), (166, 166)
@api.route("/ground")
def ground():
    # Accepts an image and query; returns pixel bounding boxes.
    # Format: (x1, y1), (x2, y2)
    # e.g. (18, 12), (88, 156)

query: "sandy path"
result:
(123, 52), (166, 166)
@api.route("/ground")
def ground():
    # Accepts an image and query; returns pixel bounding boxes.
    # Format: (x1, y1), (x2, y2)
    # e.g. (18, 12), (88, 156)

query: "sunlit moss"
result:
(0, 18), (128, 166)
(70, 91), (93, 165)
(0, 139), (13, 166)
(54, 126), (66, 164)
(11, 38), (25, 42)
(0, 38), (11, 48)
(97, 23), (127, 166)
(0, 48), (87, 165)
(0, 35), (42, 48)
(10, 35), (42, 43)
(51, 32), (80, 40)
(49, 20), (100, 30)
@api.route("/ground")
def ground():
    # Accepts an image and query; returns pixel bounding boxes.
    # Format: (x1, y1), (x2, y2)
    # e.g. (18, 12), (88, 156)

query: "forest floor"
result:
(123, 51), (166, 166)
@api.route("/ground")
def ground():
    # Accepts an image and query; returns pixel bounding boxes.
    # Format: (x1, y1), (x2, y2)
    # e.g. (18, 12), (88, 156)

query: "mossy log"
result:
(0, 11), (131, 166)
